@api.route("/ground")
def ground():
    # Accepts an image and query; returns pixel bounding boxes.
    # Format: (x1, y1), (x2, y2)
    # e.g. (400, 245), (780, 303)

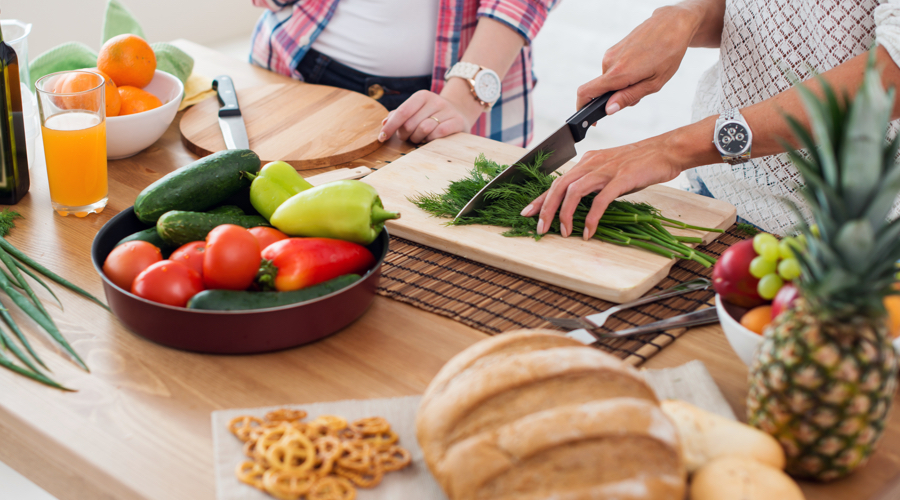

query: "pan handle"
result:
(566, 91), (615, 142)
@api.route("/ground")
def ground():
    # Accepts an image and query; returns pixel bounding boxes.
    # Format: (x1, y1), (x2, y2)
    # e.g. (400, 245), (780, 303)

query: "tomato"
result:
(203, 224), (261, 290)
(131, 260), (204, 307)
(248, 226), (288, 252)
(170, 241), (206, 277)
(102, 241), (162, 290)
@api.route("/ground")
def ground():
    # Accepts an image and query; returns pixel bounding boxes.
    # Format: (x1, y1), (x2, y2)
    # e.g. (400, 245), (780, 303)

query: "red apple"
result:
(712, 239), (766, 308)
(771, 282), (799, 320)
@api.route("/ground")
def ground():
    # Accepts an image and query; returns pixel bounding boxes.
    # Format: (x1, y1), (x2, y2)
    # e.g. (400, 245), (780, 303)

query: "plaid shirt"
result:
(250, 0), (558, 147)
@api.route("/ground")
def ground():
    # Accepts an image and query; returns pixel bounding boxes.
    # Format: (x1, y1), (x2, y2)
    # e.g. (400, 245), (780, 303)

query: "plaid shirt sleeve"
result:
(252, 0), (302, 10)
(477, 0), (560, 44)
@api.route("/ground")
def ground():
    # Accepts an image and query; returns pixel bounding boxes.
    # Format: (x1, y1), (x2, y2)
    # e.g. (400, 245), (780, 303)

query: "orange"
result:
(884, 295), (900, 339)
(54, 71), (106, 112)
(740, 305), (773, 336)
(117, 86), (162, 116)
(97, 34), (156, 88)
(81, 68), (121, 117)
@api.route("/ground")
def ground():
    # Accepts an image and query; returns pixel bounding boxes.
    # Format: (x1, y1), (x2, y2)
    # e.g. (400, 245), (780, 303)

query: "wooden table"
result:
(0, 40), (897, 500)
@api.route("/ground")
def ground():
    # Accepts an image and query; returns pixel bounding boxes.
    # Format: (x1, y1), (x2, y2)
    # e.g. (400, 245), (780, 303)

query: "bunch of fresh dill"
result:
(410, 153), (721, 266)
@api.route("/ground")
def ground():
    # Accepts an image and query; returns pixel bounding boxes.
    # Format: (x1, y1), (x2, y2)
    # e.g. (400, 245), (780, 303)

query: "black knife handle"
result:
(565, 91), (615, 143)
(213, 75), (241, 118)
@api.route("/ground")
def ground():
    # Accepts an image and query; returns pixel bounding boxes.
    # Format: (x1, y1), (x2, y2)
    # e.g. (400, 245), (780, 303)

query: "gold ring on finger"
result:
(429, 116), (440, 125)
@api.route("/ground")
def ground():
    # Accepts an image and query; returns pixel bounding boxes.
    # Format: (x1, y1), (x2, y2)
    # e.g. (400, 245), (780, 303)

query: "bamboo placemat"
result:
(377, 224), (751, 365)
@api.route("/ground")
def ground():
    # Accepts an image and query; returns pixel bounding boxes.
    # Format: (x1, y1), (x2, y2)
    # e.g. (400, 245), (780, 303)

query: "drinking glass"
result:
(35, 70), (108, 217)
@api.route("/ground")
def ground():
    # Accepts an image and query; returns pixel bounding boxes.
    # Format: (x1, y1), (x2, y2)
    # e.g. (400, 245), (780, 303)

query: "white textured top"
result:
(311, 0), (439, 77)
(689, 0), (900, 235)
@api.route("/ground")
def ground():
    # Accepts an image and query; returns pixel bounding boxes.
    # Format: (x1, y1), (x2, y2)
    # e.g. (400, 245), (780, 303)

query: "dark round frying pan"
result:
(91, 207), (387, 354)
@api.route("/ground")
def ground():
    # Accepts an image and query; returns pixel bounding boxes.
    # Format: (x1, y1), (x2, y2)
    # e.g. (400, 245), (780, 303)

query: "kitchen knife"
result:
(454, 90), (615, 221)
(213, 75), (250, 150)
(564, 307), (720, 346)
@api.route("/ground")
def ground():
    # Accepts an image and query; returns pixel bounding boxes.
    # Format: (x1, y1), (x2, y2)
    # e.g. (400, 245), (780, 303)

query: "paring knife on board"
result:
(212, 75), (250, 150)
(454, 90), (616, 221)
(565, 307), (720, 346)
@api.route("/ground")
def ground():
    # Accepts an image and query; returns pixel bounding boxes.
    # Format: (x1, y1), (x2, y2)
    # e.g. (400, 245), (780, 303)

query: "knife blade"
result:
(213, 75), (250, 150)
(453, 90), (615, 221)
(564, 308), (720, 346)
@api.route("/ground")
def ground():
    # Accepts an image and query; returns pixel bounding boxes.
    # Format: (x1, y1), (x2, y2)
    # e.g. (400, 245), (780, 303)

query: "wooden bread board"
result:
(180, 83), (388, 170)
(363, 133), (737, 303)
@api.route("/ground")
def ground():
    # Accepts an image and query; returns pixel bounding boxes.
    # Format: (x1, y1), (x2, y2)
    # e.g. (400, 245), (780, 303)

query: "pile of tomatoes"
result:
(103, 225), (288, 307)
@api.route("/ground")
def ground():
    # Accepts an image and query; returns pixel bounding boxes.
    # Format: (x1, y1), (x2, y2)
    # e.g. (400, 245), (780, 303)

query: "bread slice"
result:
(417, 345), (658, 470)
(438, 398), (685, 500)
(661, 400), (785, 471)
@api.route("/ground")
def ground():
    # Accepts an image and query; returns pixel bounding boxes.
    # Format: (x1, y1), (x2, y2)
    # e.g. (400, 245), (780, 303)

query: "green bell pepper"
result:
(247, 161), (314, 221)
(269, 180), (400, 245)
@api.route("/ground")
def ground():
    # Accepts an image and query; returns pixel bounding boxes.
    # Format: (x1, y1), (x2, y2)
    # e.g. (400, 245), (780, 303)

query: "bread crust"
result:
(690, 456), (805, 500)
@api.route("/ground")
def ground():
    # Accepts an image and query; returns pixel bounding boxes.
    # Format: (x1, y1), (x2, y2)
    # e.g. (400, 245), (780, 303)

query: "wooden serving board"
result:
(180, 82), (388, 170)
(363, 133), (737, 303)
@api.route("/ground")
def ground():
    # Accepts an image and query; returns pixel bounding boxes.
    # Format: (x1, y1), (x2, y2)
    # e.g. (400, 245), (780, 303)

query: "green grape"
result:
(779, 237), (795, 259)
(778, 258), (801, 281)
(759, 241), (780, 262)
(750, 256), (777, 278)
(810, 224), (820, 238)
(753, 233), (778, 254)
(758, 274), (784, 300)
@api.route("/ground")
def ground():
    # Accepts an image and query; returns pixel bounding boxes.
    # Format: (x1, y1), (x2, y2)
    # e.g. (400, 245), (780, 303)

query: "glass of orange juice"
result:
(35, 70), (107, 217)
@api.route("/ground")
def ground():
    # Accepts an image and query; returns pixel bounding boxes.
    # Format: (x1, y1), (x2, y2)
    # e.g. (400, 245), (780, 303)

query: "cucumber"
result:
(134, 149), (260, 224)
(187, 274), (362, 311)
(206, 205), (245, 216)
(157, 211), (271, 246)
(116, 227), (175, 254)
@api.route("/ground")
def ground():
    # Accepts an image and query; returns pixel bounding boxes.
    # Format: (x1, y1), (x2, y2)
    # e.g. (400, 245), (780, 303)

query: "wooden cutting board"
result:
(180, 83), (388, 170)
(363, 133), (737, 303)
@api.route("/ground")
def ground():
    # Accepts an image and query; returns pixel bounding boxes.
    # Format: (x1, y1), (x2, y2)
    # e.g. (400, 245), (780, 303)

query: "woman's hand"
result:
(577, 3), (714, 114)
(521, 121), (718, 240)
(378, 90), (474, 144)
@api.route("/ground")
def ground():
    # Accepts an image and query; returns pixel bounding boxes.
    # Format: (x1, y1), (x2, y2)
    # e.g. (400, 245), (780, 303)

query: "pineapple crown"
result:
(785, 49), (900, 321)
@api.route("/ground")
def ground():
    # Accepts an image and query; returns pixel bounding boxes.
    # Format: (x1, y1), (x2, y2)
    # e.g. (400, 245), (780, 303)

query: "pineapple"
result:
(747, 51), (900, 481)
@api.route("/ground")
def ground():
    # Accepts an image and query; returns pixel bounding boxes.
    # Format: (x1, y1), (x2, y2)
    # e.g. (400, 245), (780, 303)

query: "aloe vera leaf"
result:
(0, 353), (72, 391)
(0, 272), (88, 372)
(13, 260), (62, 309)
(0, 237), (108, 311)
(0, 247), (49, 318)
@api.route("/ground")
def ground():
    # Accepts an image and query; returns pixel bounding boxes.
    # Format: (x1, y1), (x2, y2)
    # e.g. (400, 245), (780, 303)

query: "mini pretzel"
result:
(350, 417), (390, 435)
(228, 415), (265, 442)
(308, 476), (356, 500)
(363, 431), (398, 451)
(335, 463), (384, 488)
(337, 440), (372, 471)
(236, 461), (266, 489)
(266, 408), (308, 422)
(376, 445), (412, 472)
(243, 438), (258, 458)
(311, 414), (348, 431)
(262, 468), (315, 500)
(266, 433), (317, 473)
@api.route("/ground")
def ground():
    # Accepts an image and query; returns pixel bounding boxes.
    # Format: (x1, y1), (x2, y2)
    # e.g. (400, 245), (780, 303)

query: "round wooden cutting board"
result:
(180, 83), (388, 170)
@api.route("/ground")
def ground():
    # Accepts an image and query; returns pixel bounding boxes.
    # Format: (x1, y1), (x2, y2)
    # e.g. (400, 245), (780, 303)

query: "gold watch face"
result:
(474, 70), (501, 103)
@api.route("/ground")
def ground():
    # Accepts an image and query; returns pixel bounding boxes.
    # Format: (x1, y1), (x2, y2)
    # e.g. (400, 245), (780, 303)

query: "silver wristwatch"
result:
(713, 108), (752, 165)
(444, 62), (501, 108)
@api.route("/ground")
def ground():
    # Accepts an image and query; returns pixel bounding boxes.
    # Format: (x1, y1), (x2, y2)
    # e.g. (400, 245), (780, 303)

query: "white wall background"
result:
(4, 0), (261, 62)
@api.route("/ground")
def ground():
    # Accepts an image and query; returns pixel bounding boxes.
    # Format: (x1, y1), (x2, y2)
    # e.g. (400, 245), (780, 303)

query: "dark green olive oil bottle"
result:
(0, 22), (29, 205)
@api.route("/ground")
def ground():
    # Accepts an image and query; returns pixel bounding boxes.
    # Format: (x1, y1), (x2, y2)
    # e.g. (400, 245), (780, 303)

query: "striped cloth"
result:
(250, 0), (558, 147)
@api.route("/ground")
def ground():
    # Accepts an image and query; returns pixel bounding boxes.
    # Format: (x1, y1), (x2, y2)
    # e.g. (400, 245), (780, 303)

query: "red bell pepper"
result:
(257, 238), (375, 292)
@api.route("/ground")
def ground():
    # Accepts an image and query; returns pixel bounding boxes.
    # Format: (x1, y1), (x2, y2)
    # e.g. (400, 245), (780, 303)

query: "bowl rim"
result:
(91, 207), (389, 315)
(106, 69), (184, 123)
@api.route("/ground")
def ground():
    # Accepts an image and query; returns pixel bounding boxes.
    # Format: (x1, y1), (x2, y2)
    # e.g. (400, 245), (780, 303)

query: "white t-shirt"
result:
(311, 0), (440, 77)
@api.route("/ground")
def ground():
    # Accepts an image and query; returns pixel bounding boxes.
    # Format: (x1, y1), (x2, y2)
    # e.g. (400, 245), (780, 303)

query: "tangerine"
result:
(884, 295), (900, 339)
(85, 68), (121, 117)
(53, 71), (105, 112)
(740, 305), (773, 336)
(117, 86), (162, 116)
(97, 34), (156, 88)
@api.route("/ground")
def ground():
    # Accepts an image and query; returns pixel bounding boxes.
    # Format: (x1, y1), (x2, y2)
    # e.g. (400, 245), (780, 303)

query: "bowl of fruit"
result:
(714, 233), (900, 365)
(95, 34), (184, 159)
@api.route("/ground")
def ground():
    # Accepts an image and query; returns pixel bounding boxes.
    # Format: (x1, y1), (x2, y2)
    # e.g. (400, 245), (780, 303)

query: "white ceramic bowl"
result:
(716, 293), (900, 366)
(106, 70), (183, 159)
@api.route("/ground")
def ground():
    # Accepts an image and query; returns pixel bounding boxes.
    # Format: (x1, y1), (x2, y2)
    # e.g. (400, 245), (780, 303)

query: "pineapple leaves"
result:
(839, 55), (893, 216)
(834, 219), (874, 274)
(795, 75), (841, 189)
